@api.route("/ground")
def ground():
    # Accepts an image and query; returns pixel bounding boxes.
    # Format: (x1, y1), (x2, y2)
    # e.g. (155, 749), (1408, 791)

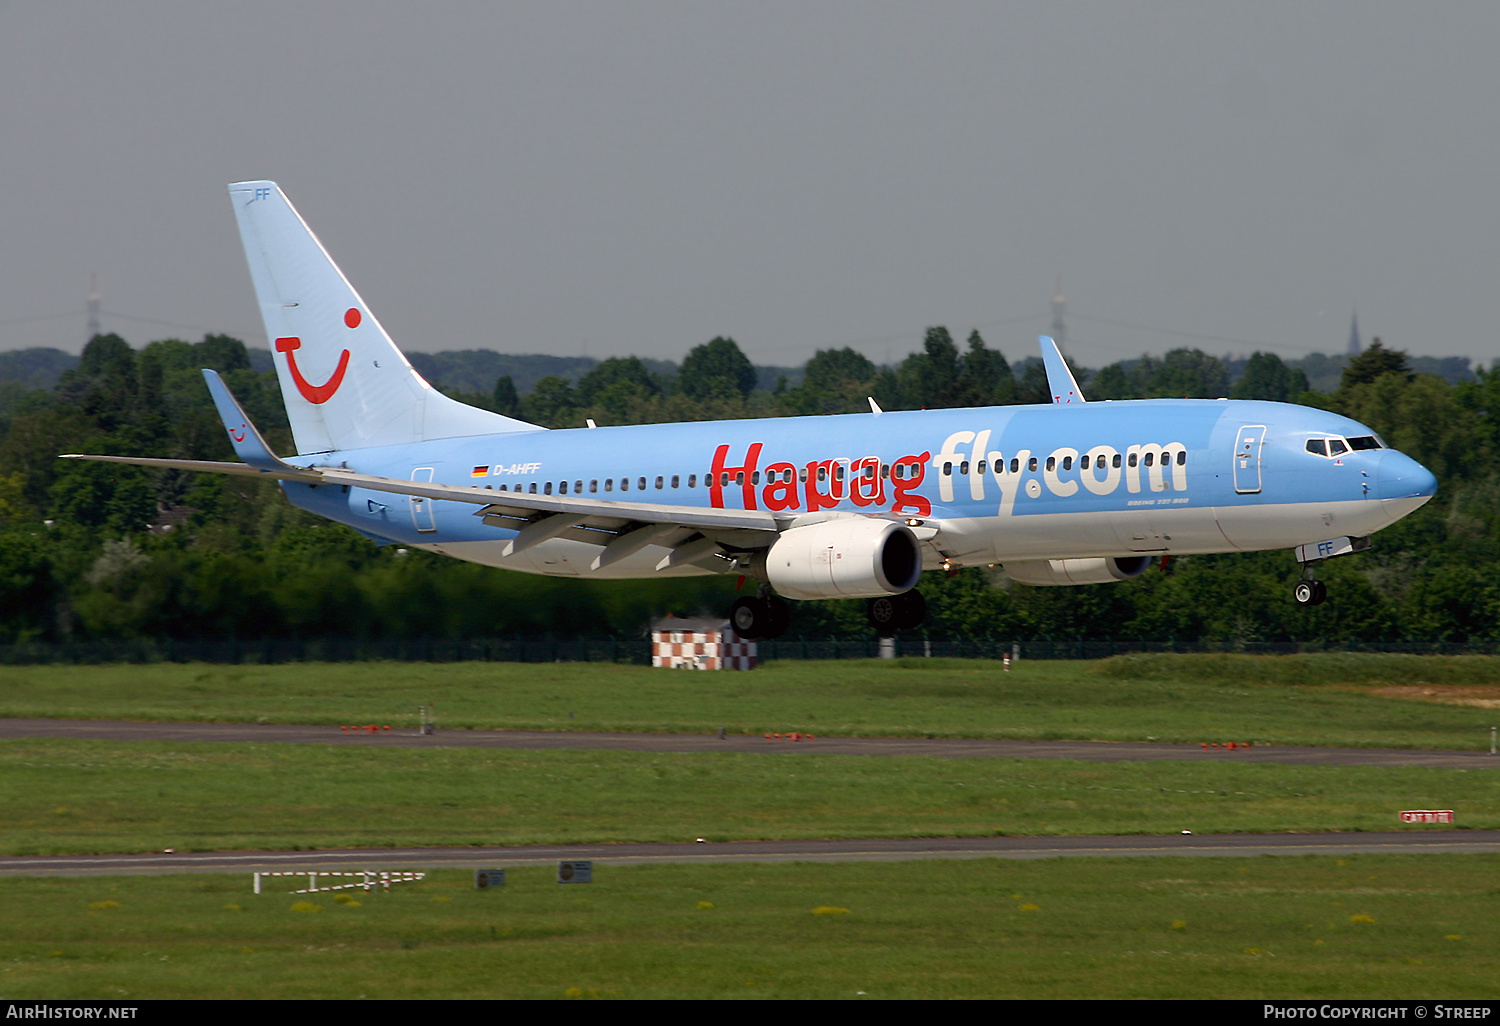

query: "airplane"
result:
(63, 181), (1439, 639)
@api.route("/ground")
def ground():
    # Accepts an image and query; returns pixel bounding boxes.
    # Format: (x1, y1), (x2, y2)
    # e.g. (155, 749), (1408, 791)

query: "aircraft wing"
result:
(57, 451), (954, 572)
(58, 453), (776, 531)
(1040, 335), (1086, 404)
(61, 368), (954, 572)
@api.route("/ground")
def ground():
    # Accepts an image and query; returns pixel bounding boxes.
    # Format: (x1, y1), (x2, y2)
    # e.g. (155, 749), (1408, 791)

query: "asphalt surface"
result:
(3, 717), (1498, 767)
(3, 832), (1497, 878)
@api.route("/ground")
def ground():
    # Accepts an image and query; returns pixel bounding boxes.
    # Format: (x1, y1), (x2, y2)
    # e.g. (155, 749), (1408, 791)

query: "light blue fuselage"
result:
(281, 398), (1436, 580)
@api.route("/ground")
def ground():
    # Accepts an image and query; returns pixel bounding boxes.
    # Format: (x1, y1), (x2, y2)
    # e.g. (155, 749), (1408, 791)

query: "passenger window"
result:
(881, 464), (890, 480)
(942, 462), (952, 477)
(687, 475), (696, 488)
(655, 476), (664, 490)
(1010, 458), (1020, 474)
(605, 479), (613, 492)
(959, 461), (969, 475)
(1045, 456), (1056, 472)
(621, 477), (630, 491)
(1177, 451), (1186, 466)
(575, 480), (583, 494)
(1306, 439), (1327, 457)
(1062, 456), (1073, 471)
(559, 481), (568, 495)
(1112, 454), (1121, 469)
(1143, 453), (1154, 467)
(1329, 439), (1349, 457)
(1027, 457), (1038, 472)
(976, 460), (986, 475)
(750, 472), (759, 486)
(528, 483), (537, 494)
(1128, 453), (1138, 468)
(590, 480), (598, 493)
(800, 468), (809, 483)
(671, 475), (680, 488)
(1081, 455), (1090, 470)
(544, 482), (553, 495)
(639, 477), (648, 490)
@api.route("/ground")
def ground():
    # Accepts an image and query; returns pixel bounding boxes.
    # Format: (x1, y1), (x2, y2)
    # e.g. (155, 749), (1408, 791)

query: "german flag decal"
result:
(471, 465), (490, 478)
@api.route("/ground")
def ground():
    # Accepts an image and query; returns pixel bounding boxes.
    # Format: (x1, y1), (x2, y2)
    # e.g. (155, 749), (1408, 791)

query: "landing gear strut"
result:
(867, 589), (926, 632)
(729, 594), (791, 640)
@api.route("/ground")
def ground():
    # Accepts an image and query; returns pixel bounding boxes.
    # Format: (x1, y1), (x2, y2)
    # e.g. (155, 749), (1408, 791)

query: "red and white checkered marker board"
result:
(1400, 810), (1454, 824)
(651, 630), (756, 670)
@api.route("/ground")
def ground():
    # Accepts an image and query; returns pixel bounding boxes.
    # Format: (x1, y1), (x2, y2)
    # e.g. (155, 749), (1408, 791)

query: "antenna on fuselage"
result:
(1039, 335), (1086, 404)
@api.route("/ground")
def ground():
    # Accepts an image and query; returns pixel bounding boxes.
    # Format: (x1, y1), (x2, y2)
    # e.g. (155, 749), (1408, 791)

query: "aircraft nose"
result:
(1374, 450), (1437, 519)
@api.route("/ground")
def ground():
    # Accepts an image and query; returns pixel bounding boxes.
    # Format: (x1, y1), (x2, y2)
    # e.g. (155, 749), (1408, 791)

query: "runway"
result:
(5, 717), (1495, 878)
(3, 831), (1497, 878)
(3, 717), (1497, 768)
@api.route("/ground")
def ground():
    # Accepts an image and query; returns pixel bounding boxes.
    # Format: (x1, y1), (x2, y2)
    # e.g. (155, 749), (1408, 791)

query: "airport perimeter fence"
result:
(1, 635), (1498, 666)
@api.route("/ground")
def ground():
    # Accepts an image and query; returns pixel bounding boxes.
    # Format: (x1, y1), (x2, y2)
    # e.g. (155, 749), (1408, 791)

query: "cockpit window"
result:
(1328, 438), (1349, 457)
(1346, 435), (1383, 451)
(1306, 438), (1327, 457)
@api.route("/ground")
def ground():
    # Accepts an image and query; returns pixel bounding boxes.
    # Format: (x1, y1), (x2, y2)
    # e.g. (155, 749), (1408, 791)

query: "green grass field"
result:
(3, 856), (1497, 999)
(5, 739), (1497, 855)
(4, 654), (1497, 999)
(2, 654), (1497, 749)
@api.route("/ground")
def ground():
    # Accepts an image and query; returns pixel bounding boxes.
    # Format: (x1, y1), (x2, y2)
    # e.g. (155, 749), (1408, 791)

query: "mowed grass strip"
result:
(2, 655), (1498, 749)
(2, 856), (1498, 999)
(6, 739), (1498, 854)
(1098, 651), (1500, 687)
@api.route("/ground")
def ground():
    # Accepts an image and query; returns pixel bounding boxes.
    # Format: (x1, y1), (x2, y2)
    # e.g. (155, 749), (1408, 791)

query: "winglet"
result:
(868, 396), (883, 416)
(1039, 335), (1086, 404)
(201, 369), (302, 473)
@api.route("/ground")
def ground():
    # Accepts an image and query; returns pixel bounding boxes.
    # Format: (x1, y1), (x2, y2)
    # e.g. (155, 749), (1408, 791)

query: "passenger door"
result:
(1233, 425), (1267, 494)
(410, 467), (437, 532)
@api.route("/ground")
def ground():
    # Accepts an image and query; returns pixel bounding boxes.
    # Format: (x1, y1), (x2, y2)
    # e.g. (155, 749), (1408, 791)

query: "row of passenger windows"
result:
(1305, 435), (1384, 458)
(476, 450), (1190, 497)
(479, 461), (923, 496)
(940, 451), (1187, 476)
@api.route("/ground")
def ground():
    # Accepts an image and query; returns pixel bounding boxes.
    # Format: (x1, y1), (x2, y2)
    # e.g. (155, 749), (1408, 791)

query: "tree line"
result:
(1, 328), (1497, 646)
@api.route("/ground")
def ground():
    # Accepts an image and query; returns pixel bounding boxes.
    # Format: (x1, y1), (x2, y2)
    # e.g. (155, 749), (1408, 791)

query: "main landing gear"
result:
(867, 589), (926, 633)
(729, 594), (791, 640)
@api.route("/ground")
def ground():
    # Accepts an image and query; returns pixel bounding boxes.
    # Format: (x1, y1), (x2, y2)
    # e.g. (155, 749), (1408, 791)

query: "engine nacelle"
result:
(759, 518), (923, 600)
(1001, 556), (1152, 587)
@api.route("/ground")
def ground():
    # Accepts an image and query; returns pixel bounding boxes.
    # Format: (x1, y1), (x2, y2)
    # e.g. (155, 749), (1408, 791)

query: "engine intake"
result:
(1000, 556), (1152, 587)
(760, 518), (922, 600)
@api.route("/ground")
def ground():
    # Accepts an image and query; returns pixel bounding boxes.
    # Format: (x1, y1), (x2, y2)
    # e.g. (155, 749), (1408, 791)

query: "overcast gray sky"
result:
(2, 1), (1497, 371)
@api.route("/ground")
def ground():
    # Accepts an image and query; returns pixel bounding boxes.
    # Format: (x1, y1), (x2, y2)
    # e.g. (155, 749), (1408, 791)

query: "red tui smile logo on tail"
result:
(274, 308), (360, 404)
(276, 337), (349, 404)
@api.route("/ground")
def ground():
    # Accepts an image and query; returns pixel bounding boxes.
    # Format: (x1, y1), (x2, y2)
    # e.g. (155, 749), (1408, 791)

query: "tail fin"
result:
(228, 181), (541, 454)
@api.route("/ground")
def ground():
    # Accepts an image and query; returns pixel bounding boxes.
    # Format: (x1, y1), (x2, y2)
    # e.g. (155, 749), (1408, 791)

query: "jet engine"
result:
(758, 518), (923, 600)
(1000, 556), (1152, 587)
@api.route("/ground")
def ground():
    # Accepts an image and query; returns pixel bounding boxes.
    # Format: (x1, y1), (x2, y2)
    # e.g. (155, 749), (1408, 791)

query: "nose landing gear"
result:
(1293, 578), (1327, 606)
